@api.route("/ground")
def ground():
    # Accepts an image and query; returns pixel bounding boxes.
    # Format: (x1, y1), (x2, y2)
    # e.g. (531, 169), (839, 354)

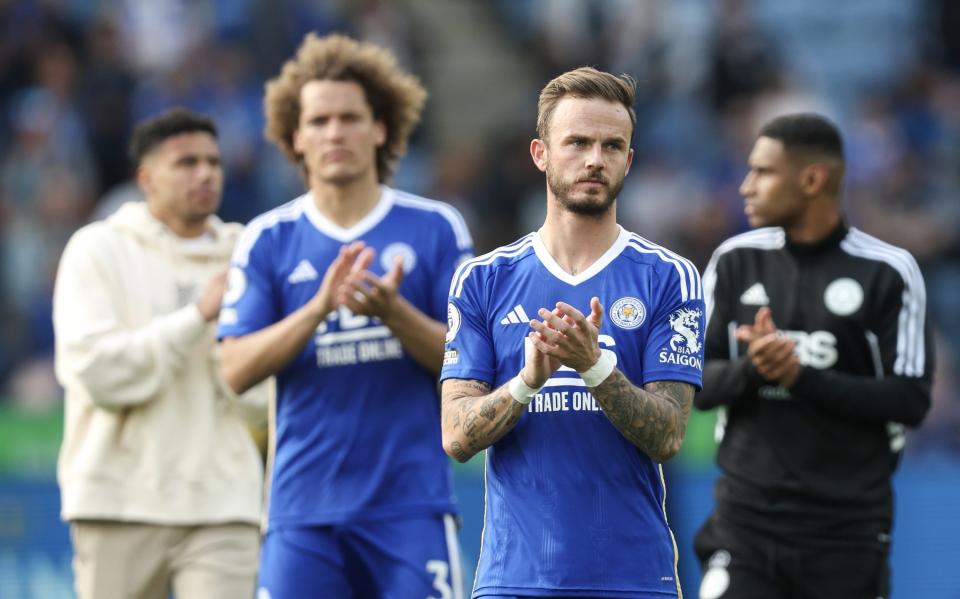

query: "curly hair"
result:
(536, 67), (636, 142)
(264, 33), (427, 183)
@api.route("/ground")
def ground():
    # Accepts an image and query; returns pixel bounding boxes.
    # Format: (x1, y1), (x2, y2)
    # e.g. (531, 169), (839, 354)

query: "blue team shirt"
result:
(219, 186), (473, 528)
(441, 226), (704, 598)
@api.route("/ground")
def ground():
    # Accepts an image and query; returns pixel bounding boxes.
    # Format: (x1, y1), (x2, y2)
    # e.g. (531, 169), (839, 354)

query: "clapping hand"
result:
(308, 241), (369, 319)
(528, 297), (604, 373)
(736, 307), (801, 387)
(338, 250), (404, 322)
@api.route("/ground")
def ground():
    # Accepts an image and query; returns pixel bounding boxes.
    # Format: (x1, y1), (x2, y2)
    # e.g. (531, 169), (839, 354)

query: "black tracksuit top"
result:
(696, 222), (933, 547)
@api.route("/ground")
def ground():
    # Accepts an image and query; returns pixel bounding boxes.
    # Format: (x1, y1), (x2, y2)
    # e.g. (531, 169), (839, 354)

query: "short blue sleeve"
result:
(642, 266), (706, 389)
(428, 209), (474, 322)
(217, 226), (279, 339)
(440, 261), (495, 385)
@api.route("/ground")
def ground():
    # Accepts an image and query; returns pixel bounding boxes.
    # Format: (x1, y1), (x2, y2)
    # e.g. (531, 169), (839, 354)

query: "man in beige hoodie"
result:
(53, 108), (269, 599)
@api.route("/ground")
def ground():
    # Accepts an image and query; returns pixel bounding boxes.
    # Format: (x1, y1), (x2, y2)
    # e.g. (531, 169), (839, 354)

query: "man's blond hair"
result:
(536, 67), (636, 141)
(264, 33), (427, 183)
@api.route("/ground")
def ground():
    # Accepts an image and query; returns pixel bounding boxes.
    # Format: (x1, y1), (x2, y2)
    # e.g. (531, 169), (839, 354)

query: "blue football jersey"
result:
(441, 226), (704, 598)
(219, 186), (473, 529)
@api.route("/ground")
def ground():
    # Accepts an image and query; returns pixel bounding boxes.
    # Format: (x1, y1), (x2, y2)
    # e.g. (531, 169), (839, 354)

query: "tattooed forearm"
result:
(590, 371), (694, 462)
(441, 378), (527, 462)
(448, 440), (471, 462)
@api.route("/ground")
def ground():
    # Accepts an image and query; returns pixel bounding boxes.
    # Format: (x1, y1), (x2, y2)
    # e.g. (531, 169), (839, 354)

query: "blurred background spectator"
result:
(0, 0), (957, 597)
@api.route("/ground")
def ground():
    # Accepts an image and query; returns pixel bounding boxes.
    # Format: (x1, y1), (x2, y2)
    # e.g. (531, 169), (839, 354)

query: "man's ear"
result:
(530, 138), (548, 173)
(799, 163), (830, 196)
(135, 164), (151, 194)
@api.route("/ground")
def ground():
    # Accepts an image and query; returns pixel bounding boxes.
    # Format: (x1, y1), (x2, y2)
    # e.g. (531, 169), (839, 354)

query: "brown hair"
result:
(264, 33), (427, 183)
(129, 107), (217, 167)
(536, 67), (636, 141)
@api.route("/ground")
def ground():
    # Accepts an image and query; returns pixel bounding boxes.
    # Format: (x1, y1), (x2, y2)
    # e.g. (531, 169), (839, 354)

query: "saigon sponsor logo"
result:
(609, 296), (646, 329)
(659, 306), (703, 369)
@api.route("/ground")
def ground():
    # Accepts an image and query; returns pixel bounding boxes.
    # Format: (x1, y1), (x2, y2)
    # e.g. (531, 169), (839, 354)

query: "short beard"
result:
(547, 168), (623, 217)
(303, 155), (370, 188)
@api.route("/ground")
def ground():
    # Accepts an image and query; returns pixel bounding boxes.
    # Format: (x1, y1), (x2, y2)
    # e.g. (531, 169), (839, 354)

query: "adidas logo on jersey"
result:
(288, 259), (319, 284)
(500, 304), (531, 325)
(740, 282), (769, 306)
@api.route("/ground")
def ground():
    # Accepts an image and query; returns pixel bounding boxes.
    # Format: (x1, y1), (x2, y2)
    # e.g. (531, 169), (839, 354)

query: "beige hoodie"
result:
(53, 201), (268, 525)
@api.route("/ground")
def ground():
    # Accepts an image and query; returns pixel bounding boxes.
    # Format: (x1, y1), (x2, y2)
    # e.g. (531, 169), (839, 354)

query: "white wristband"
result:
(508, 375), (542, 405)
(578, 351), (616, 387)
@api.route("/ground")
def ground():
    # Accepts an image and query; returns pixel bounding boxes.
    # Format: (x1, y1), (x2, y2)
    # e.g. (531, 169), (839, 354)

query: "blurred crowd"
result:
(0, 0), (957, 451)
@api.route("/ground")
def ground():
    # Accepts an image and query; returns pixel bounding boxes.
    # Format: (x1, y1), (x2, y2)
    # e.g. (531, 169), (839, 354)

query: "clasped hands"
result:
(309, 241), (404, 323)
(736, 306), (801, 388)
(520, 297), (605, 388)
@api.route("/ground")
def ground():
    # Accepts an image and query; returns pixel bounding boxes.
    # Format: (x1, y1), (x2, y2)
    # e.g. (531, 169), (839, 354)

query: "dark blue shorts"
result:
(257, 513), (464, 599)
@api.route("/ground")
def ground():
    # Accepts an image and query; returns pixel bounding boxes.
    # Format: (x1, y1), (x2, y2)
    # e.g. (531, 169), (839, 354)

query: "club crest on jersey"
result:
(609, 297), (646, 329)
(380, 242), (417, 274)
(824, 277), (863, 316)
(446, 302), (461, 343)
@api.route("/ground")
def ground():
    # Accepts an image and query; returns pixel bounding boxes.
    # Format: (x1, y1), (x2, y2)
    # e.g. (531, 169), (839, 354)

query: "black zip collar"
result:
(785, 221), (848, 257)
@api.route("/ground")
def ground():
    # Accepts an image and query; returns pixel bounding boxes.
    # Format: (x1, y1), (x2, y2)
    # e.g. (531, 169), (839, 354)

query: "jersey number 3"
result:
(426, 559), (453, 599)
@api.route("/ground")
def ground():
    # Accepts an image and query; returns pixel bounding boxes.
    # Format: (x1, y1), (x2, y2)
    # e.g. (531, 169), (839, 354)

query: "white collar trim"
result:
(301, 185), (394, 242)
(532, 225), (629, 286)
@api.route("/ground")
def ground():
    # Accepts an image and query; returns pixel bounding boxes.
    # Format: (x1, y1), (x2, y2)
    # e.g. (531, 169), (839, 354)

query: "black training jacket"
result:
(696, 222), (933, 547)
